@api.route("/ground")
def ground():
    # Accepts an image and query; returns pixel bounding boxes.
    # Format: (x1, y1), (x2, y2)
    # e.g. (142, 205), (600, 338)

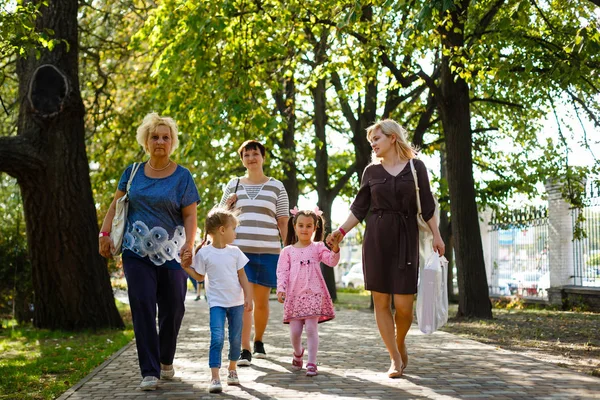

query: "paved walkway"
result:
(59, 295), (600, 400)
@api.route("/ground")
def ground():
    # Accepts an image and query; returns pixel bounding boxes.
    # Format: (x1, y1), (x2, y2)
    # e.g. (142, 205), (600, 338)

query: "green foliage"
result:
(0, 177), (32, 324)
(0, 1), (60, 59)
(0, 300), (134, 400)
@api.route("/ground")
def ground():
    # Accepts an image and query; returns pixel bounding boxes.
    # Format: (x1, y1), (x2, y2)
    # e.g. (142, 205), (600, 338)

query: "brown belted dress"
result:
(349, 160), (436, 294)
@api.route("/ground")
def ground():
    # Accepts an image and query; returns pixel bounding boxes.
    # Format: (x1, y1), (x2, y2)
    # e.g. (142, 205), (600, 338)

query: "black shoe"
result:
(238, 349), (252, 366)
(253, 341), (267, 359)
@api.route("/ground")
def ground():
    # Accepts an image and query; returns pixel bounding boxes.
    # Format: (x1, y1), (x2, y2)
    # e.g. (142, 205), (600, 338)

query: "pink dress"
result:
(276, 241), (340, 323)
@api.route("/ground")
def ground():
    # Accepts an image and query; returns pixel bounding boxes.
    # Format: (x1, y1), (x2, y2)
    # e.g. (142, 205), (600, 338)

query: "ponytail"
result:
(285, 217), (296, 246)
(313, 215), (325, 242)
(195, 231), (209, 254)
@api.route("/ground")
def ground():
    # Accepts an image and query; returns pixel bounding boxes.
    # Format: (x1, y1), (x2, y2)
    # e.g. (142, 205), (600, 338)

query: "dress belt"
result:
(372, 208), (412, 269)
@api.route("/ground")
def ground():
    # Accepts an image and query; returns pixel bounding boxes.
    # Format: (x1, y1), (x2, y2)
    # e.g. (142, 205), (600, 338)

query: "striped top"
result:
(220, 177), (289, 255)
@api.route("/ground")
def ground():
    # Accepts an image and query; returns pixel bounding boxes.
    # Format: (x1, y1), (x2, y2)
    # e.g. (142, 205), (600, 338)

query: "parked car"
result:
(341, 264), (364, 288)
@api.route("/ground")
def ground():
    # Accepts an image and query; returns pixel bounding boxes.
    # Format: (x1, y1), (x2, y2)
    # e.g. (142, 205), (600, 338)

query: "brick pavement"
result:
(58, 295), (600, 400)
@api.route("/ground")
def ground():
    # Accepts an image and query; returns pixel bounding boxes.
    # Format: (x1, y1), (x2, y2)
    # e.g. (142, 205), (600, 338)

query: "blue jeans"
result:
(209, 305), (244, 368)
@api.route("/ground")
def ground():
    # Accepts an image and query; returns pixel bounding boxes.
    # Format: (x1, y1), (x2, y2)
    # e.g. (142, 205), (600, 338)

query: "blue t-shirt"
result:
(118, 162), (200, 269)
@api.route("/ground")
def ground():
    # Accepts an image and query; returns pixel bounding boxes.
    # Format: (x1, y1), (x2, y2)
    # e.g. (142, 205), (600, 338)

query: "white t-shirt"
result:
(192, 244), (249, 308)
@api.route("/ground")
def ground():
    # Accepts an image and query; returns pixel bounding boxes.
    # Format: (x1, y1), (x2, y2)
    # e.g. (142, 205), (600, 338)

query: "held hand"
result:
(226, 193), (238, 209)
(432, 235), (446, 256)
(244, 297), (253, 311)
(277, 292), (285, 303)
(181, 250), (193, 268)
(326, 230), (343, 248)
(330, 241), (340, 253)
(180, 243), (193, 268)
(99, 236), (114, 258)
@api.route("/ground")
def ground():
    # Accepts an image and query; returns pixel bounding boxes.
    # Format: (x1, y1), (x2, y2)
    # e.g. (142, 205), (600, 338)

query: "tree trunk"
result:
(0, 0), (123, 330)
(274, 76), (299, 207)
(438, 2), (492, 319)
(439, 149), (457, 303)
(311, 76), (337, 301)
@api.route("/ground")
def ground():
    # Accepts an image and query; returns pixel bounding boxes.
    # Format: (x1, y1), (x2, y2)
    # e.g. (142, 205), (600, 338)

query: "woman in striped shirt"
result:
(220, 140), (289, 365)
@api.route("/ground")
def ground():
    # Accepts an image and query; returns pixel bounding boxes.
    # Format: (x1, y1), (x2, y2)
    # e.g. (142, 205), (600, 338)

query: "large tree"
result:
(0, 0), (123, 329)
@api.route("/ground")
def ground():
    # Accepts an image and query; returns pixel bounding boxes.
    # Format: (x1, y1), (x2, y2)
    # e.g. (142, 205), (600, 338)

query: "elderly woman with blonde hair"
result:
(99, 112), (200, 390)
(327, 119), (444, 378)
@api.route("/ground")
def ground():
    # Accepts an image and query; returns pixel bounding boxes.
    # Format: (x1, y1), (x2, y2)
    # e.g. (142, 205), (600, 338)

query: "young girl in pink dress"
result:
(276, 207), (341, 377)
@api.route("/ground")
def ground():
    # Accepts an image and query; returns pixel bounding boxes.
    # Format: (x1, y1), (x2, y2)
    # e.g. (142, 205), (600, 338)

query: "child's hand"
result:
(180, 249), (192, 268)
(244, 297), (253, 312)
(277, 292), (285, 303)
(331, 241), (340, 253)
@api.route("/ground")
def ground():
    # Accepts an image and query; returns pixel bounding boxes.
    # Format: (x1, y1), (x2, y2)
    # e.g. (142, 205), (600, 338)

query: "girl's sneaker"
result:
(306, 363), (318, 377)
(139, 376), (159, 391)
(208, 379), (222, 393)
(227, 370), (240, 385)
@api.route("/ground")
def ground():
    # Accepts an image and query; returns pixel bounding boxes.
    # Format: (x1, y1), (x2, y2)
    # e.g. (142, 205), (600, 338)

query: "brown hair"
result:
(285, 209), (325, 246)
(237, 140), (266, 159)
(195, 207), (240, 252)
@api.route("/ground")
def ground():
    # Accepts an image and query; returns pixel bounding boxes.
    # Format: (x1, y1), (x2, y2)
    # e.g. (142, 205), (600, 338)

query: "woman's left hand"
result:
(432, 235), (445, 256)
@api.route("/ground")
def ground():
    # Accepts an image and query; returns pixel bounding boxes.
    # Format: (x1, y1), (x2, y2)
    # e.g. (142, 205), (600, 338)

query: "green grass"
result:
(335, 288), (372, 310)
(0, 300), (134, 400)
(442, 303), (600, 376)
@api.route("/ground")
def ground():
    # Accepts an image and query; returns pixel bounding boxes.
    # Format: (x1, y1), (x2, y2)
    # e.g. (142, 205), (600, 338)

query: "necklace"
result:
(148, 159), (171, 171)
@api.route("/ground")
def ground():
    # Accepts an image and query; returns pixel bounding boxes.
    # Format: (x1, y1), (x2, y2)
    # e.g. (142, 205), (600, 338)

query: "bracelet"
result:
(99, 232), (110, 238)
(338, 227), (346, 237)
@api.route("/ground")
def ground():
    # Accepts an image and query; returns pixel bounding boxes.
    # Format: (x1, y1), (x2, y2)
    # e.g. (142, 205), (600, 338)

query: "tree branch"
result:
(466, 0), (507, 45)
(331, 163), (358, 196)
(330, 71), (358, 133)
(417, 69), (442, 99)
(472, 127), (499, 134)
(566, 89), (600, 128)
(0, 136), (44, 179)
(471, 97), (524, 109)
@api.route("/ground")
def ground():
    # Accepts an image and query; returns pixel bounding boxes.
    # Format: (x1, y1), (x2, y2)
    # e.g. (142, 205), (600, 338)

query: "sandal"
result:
(292, 348), (304, 370)
(305, 362), (318, 377)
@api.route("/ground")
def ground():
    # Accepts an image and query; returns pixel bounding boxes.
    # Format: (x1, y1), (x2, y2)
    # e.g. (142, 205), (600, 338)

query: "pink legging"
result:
(289, 317), (319, 364)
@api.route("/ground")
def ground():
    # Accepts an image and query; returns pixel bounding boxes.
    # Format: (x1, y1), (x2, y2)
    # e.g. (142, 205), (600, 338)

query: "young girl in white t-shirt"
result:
(181, 208), (252, 393)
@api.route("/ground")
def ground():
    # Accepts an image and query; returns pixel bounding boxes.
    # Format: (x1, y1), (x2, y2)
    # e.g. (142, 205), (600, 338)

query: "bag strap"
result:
(233, 178), (240, 194)
(126, 163), (141, 194)
(409, 159), (423, 217)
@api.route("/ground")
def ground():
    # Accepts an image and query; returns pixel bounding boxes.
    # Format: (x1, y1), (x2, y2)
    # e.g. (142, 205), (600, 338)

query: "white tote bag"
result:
(110, 162), (141, 256)
(416, 251), (449, 334)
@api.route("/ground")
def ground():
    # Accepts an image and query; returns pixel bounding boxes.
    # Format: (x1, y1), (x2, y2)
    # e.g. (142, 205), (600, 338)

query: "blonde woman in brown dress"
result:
(327, 119), (445, 378)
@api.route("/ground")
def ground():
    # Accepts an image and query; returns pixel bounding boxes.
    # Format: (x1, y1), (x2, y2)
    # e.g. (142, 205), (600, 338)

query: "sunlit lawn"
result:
(0, 300), (134, 400)
(335, 287), (371, 310)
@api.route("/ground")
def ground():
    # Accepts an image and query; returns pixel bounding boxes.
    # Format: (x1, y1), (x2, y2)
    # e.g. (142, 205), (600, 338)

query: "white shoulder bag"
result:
(110, 163), (141, 256)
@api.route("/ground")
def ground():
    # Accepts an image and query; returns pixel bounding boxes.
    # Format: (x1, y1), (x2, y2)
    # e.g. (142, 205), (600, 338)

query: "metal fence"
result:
(572, 181), (600, 287)
(488, 207), (549, 299)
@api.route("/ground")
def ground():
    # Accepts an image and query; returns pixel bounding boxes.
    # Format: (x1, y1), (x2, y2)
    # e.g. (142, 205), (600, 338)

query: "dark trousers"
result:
(123, 254), (188, 378)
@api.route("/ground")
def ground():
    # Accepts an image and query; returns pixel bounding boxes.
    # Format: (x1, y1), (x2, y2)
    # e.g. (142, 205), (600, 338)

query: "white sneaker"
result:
(227, 370), (240, 385)
(208, 379), (222, 393)
(139, 376), (159, 391)
(160, 367), (175, 380)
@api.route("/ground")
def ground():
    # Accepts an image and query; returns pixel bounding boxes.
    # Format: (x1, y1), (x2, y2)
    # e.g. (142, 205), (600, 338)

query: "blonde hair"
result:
(136, 112), (179, 155)
(366, 119), (416, 163)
